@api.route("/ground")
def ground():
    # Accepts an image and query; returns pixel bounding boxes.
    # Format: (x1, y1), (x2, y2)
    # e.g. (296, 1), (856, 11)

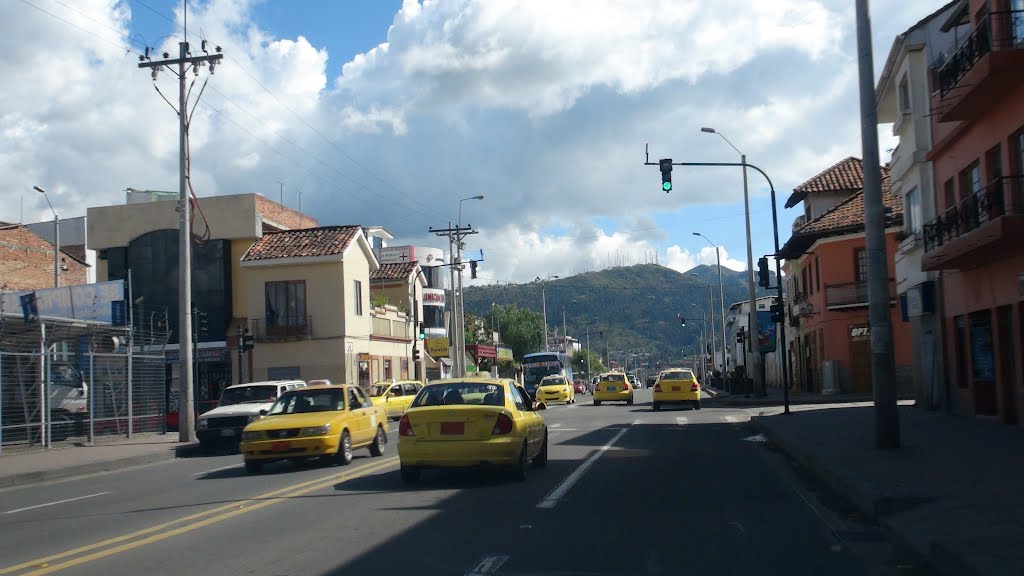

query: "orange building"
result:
(922, 0), (1024, 424)
(779, 158), (913, 394)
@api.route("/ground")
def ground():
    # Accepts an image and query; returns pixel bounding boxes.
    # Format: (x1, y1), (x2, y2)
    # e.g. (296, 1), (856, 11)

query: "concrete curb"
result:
(750, 417), (976, 576)
(0, 443), (201, 490)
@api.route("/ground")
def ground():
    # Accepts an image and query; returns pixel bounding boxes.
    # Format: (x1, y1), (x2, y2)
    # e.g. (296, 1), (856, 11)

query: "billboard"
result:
(427, 337), (449, 358)
(422, 288), (445, 307)
(380, 245), (413, 264)
(2, 280), (125, 323)
(756, 310), (777, 354)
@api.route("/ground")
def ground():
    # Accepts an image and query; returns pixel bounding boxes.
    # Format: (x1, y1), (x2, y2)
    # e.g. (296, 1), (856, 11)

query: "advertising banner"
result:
(756, 310), (777, 354)
(427, 337), (449, 358)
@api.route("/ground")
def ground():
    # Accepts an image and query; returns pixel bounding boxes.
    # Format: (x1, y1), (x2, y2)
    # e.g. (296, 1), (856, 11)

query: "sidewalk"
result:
(0, 434), (200, 489)
(706, 385), (887, 406)
(751, 404), (1024, 576)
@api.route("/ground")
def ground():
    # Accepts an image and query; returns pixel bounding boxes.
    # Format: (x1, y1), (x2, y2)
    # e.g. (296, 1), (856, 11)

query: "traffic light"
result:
(417, 322), (426, 340)
(678, 316), (686, 326)
(770, 298), (785, 324)
(241, 330), (255, 352)
(198, 311), (209, 337)
(412, 347), (421, 362)
(757, 256), (771, 288)
(736, 327), (746, 344)
(470, 260), (478, 279)
(659, 158), (673, 192)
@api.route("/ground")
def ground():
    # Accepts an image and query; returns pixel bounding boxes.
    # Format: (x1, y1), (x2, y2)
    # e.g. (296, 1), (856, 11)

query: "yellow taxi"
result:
(534, 373), (575, 405)
(239, 384), (388, 473)
(367, 379), (423, 420)
(652, 368), (702, 411)
(397, 377), (548, 483)
(593, 371), (633, 406)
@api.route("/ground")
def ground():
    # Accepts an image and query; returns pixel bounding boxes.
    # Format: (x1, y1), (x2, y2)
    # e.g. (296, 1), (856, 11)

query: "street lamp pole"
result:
(694, 232), (728, 377)
(455, 195), (484, 376)
(537, 275), (558, 351)
(34, 186), (59, 288)
(691, 272), (716, 380)
(700, 128), (759, 393)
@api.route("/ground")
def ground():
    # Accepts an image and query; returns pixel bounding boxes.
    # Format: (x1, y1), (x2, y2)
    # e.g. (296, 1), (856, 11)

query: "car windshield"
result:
(660, 371), (694, 381)
(367, 384), (391, 397)
(540, 377), (564, 386)
(219, 385), (278, 406)
(412, 382), (505, 407)
(600, 374), (625, 382)
(268, 389), (345, 414)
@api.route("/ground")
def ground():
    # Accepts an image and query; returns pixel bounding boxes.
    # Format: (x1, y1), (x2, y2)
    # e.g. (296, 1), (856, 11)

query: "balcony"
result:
(922, 177), (1024, 271)
(251, 315), (313, 342)
(825, 280), (896, 310)
(933, 10), (1024, 123)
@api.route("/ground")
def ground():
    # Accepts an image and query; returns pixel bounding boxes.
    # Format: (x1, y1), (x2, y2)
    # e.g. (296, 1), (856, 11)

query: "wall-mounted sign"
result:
(427, 337), (449, 357)
(380, 246), (414, 264)
(422, 288), (445, 306)
(850, 325), (870, 340)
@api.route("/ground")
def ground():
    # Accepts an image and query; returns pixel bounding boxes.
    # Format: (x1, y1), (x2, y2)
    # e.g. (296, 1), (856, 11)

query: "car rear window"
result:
(412, 382), (506, 407)
(660, 371), (694, 381)
(600, 374), (625, 382)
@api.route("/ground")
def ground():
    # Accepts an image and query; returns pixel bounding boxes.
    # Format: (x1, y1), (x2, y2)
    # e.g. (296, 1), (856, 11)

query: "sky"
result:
(2, 0), (950, 285)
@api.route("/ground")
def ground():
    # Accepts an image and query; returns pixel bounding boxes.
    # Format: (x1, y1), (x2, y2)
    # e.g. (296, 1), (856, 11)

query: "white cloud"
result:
(0, 0), (949, 283)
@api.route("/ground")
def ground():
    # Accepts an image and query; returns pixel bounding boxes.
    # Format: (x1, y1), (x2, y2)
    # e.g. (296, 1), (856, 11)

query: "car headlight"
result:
(241, 430), (262, 440)
(300, 424), (331, 436)
(197, 419), (208, 429)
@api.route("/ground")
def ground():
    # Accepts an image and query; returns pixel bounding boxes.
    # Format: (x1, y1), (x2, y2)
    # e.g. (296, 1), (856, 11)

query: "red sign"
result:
(466, 344), (497, 358)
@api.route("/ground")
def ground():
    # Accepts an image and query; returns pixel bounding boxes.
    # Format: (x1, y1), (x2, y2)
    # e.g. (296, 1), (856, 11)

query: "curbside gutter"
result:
(0, 443), (201, 490)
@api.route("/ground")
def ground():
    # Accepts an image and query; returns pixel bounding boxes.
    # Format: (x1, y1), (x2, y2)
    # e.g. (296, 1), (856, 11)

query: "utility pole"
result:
(138, 29), (223, 444)
(430, 223), (477, 377)
(856, 0), (899, 449)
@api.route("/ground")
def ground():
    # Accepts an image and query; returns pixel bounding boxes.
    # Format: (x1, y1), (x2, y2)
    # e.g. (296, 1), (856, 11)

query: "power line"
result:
(19, 0), (145, 57)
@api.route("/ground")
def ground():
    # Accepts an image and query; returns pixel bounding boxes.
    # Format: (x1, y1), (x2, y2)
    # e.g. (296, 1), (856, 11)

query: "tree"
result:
(571, 349), (606, 378)
(463, 313), (482, 345)
(488, 304), (543, 361)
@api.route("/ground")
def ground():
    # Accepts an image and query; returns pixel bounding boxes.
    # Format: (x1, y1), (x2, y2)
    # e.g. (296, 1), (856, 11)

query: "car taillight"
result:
(399, 415), (414, 436)
(492, 413), (513, 435)
(654, 384), (661, 392)
(691, 383), (699, 392)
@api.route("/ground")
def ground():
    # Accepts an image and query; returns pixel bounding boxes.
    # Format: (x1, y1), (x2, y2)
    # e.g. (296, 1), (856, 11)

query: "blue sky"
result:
(3, 0), (947, 283)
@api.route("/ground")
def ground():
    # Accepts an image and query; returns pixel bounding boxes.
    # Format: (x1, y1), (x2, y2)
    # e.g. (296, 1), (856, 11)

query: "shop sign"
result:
(849, 325), (870, 340)
(427, 337), (449, 357)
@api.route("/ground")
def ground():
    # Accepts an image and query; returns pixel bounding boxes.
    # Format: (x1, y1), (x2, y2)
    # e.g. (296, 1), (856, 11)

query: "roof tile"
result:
(241, 226), (360, 261)
(370, 262), (419, 281)
(796, 169), (899, 234)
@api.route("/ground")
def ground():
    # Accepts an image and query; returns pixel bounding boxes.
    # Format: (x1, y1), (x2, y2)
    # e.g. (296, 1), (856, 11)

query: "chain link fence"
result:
(0, 307), (170, 454)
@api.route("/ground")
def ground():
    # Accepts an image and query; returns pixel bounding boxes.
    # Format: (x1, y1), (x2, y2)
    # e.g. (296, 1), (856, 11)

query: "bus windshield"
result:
(522, 352), (572, 393)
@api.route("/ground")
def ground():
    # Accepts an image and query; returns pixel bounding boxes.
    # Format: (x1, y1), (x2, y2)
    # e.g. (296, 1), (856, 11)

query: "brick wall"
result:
(0, 225), (89, 291)
(253, 194), (318, 231)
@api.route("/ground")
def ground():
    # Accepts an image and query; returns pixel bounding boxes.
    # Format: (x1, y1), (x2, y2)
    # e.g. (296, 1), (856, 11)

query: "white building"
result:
(724, 296), (784, 387)
(26, 216), (96, 284)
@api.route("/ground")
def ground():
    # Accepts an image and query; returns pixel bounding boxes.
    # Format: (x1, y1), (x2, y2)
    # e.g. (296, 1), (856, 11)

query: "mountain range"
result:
(462, 263), (777, 363)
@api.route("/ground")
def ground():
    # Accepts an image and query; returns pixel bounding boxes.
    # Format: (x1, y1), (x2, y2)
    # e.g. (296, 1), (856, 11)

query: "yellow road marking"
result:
(2, 457), (398, 576)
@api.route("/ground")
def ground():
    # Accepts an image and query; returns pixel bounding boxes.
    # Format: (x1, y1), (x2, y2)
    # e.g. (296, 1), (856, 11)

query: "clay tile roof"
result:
(785, 157), (868, 208)
(370, 262), (418, 281)
(796, 168), (897, 234)
(241, 226), (360, 262)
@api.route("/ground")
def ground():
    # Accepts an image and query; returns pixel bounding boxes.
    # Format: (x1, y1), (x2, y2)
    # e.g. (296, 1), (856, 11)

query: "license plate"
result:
(606, 386), (616, 391)
(672, 386), (681, 392)
(440, 422), (464, 435)
(271, 441), (290, 452)
(220, 428), (235, 437)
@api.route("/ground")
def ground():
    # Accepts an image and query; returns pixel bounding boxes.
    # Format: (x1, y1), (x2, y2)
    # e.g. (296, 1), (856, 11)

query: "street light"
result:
(701, 126), (760, 394)
(34, 186), (60, 288)
(691, 303), (708, 381)
(536, 275), (559, 351)
(693, 232), (728, 377)
(691, 272), (716, 382)
(452, 194), (484, 377)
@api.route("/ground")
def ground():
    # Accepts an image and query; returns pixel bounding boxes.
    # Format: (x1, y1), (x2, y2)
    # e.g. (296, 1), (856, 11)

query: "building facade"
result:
(369, 261), (427, 381)
(723, 296), (784, 388)
(876, 1), (960, 410)
(922, 0), (1024, 424)
(0, 224), (90, 292)
(780, 158), (913, 395)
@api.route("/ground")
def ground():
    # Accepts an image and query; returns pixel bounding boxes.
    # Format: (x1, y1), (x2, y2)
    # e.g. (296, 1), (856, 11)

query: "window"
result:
(353, 279), (363, 316)
(347, 388), (362, 410)
(402, 382), (419, 395)
(961, 162), (982, 197)
(898, 75), (911, 114)
(1014, 0), (1024, 45)
(985, 145), (1003, 182)
(854, 248), (867, 282)
(815, 257), (821, 292)
(904, 186), (922, 234)
(265, 280), (306, 326)
(389, 385), (403, 396)
(383, 359), (392, 380)
(944, 178), (956, 210)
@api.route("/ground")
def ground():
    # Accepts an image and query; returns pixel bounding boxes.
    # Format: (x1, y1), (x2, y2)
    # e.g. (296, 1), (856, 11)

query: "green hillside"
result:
(462, 263), (776, 365)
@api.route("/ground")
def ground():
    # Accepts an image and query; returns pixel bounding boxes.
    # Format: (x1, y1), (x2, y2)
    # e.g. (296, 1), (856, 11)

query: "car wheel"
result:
(244, 460), (263, 474)
(534, 432), (548, 468)
(334, 430), (353, 466)
(594, 399), (601, 406)
(400, 465), (421, 483)
(692, 400), (701, 410)
(369, 425), (386, 457)
(627, 397), (634, 406)
(653, 402), (661, 411)
(512, 441), (529, 482)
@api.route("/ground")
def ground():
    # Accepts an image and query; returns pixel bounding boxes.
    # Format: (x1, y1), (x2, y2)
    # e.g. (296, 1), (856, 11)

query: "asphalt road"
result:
(0, 390), (924, 576)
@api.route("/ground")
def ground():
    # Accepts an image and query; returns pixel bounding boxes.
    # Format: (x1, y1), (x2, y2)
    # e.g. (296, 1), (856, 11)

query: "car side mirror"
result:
(533, 401), (547, 411)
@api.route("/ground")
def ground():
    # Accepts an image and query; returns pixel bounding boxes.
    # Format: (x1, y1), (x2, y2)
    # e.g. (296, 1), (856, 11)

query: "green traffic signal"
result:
(662, 181), (672, 192)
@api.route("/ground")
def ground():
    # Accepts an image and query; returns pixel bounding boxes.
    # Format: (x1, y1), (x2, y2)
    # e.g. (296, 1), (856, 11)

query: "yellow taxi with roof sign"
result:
(652, 368), (702, 411)
(397, 377), (548, 483)
(534, 373), (575, 405)
(367, 379), (423, 420)
(239, 383), (388, 473)
(592, 371), (633, 406)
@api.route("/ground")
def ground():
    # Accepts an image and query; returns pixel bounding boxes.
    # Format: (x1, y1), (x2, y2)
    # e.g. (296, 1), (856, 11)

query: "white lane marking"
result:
(465, 555), (509, 575)
(193, 463), (242, 476)
(549, 428), (580, 432)
(632, 419), (643, 426)
(550, 423), (562, 428)
(536, 428), (629, 509)
(675, 416), (688, 425)
(723, 415), (739, 423)
(4, 492), (110, 515)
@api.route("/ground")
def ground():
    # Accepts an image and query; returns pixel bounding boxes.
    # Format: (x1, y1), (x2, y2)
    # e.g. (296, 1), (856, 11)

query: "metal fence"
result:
(0, 309), (170, 454)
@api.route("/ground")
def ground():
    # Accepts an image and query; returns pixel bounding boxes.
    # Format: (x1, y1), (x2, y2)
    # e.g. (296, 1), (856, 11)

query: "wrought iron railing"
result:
(937, 10), (1024, 98)
(923, 176), (1022, 253)
(825, 279), (896, 308)
(251, 315), (313, 341)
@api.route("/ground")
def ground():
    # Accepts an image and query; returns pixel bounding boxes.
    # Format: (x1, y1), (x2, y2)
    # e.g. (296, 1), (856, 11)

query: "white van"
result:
(196, 380), (305, 448)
